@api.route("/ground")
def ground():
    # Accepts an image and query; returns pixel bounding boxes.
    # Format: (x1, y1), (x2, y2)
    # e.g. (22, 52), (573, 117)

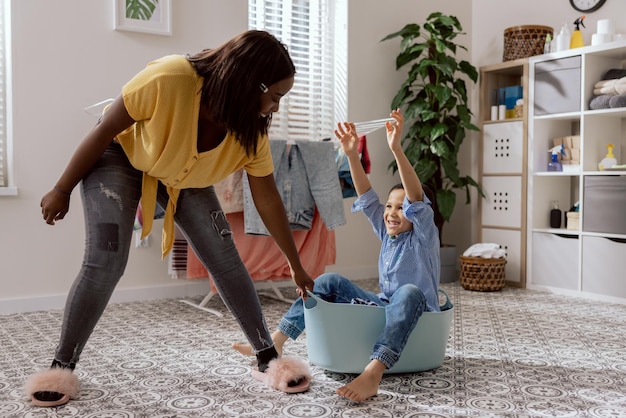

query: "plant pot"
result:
(440, 245), (458, 283)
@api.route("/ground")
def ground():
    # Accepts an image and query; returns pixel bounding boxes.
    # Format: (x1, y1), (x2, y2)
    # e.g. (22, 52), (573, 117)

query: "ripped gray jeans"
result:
(54, 142), (273, 367)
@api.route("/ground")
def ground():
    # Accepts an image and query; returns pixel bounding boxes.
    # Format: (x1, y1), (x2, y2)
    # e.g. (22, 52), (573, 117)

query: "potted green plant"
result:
(382, 12), (484, 282)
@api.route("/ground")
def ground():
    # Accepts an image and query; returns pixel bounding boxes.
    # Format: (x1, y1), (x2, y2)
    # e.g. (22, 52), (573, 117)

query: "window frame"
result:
(0, 0), (15, 196)
(248, 0), (346, 142)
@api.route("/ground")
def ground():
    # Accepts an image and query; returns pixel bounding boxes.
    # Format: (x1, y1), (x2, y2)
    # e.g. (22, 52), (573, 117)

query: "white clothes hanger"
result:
(83, 98), (115, 117)
(353, 117), (395, 136)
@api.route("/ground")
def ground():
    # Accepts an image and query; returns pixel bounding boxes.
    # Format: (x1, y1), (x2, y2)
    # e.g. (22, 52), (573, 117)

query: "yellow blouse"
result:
(116, 55), (273, 257)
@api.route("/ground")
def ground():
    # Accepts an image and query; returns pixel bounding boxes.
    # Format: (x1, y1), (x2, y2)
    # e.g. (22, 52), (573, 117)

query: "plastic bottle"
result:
(557, 23), (571, 52)
(570, 16), (586, 48)
(550, 201), (562, 229)
(598, 143), (617, 170)
(544, 33), (552, 54)
(547, 145), (563, 172)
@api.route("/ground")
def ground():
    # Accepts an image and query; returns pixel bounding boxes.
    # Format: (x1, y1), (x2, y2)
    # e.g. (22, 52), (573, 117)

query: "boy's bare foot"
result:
(231, 342), (255, 356)
(336, 359), (386, 402)
(232, 330), (288, 357)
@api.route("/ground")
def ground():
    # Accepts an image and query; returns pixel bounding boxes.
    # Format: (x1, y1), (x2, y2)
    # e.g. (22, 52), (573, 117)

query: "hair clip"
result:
(259, 83), (269, 93)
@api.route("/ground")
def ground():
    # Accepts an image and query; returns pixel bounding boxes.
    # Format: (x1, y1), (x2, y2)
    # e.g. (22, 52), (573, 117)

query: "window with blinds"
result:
(0, 0), (8, 188)
(248, 0), (347, 142)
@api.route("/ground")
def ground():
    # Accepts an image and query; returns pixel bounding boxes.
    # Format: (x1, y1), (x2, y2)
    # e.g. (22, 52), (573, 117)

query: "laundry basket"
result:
(303, 291), (454, 374)
(460, 255), (506, 291)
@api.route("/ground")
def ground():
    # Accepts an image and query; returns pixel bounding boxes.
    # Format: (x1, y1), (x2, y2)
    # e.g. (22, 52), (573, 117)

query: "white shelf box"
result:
(581, 236), (626, 298)
(531, 232), (579, 290)
(534, 56), (581, 116)
(481, 176), (522, 228)
(483, 122), (523, 174)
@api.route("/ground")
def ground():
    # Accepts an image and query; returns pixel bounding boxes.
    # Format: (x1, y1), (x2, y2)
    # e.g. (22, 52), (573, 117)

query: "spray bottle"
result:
(570, 16), (586, 48)
(598, 143), (617, 170)
(548, 145), (564, 172)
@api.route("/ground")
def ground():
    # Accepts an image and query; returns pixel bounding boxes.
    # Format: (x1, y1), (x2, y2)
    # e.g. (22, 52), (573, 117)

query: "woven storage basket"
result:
(503, 25), (553, 61)
(459, 256), (506, 291)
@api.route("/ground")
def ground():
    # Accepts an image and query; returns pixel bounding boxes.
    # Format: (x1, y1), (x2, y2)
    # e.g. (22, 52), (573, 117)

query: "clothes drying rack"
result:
(179, 280), (296, 317)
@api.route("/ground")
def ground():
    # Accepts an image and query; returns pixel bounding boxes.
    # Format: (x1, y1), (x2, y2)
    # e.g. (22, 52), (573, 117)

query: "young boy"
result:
(234, 109), (441, 401)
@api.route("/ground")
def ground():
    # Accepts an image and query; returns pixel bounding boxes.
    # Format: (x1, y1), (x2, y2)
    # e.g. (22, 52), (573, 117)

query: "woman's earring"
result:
(259, 83), (269, 93)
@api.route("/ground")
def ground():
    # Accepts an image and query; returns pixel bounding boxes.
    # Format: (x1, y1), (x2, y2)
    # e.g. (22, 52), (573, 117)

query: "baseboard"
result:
(0, 265), (379, 315)
(526, 284), (626, 305)
(0, 281), (214, 315)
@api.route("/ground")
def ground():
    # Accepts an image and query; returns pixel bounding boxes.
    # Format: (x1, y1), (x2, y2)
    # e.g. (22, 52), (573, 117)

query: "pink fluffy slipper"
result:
(251, 356), (312, 393)
(24, 368), (79, 407)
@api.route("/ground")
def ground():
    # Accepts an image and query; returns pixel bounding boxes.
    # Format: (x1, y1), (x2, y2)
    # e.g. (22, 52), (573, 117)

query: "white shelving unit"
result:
(527, 41), (626, 302)
(479, 58), (529, 288)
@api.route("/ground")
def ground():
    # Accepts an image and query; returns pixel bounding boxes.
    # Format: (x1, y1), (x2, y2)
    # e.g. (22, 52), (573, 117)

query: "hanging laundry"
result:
(243, 140), (346, 235)
(337, 135), (370, 198)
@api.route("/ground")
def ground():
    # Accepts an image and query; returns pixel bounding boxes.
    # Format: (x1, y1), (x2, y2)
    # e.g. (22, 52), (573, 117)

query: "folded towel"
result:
(594, 79), (616, 89)
(593, 77), (626, 95)
(603, 68), (626, 80)
(609, 94), (626, 109)
(589, 95), (613, 110)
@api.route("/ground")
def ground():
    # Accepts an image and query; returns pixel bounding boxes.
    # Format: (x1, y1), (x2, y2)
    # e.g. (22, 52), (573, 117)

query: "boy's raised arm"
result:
(387, 109), (423, 203)
(334, 122), (372, 196)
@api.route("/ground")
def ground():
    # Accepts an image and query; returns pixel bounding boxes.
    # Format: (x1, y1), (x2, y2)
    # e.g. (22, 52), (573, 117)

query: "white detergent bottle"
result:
(557, 23), (571, 52)
(598, 143), (617, 170)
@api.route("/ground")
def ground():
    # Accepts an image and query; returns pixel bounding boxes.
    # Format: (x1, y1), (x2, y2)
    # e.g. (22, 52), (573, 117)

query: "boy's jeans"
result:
(278, 272), (427, 369)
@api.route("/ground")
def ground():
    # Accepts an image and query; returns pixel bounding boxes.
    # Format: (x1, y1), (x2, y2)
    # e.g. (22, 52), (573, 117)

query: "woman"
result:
(27, 30), (314, 407)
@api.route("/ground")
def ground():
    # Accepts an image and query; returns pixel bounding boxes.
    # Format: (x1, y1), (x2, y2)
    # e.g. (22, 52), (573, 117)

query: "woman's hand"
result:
(40, 187), (71, 225)
(38, 95), (135, 226)
(291, 266), (315, 300)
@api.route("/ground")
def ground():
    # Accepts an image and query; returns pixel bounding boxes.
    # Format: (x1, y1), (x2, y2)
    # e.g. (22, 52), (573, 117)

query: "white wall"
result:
(2, 0), (626, 313)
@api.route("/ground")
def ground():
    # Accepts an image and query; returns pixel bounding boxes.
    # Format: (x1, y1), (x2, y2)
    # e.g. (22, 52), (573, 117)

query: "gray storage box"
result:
(534, 56), (581, 115)
(583, 175), (626, 234)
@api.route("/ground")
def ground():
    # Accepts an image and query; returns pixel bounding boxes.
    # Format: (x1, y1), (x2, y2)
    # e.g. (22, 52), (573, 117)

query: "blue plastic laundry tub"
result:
(303, 291), (453, 374)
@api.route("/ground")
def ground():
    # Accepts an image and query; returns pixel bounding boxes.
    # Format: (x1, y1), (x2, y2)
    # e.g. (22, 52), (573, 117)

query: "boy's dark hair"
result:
(188, 30), (296, 156)
(388, 183), (437, 211)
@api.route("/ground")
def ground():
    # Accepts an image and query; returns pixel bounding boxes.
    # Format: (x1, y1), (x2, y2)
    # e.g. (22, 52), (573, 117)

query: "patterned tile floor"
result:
(1, 279), (626, 417)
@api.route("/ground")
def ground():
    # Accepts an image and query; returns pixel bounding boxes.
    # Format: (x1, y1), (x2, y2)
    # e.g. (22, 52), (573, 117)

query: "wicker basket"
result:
(459, 256), (506, 292)
(503, 25), (553, 61)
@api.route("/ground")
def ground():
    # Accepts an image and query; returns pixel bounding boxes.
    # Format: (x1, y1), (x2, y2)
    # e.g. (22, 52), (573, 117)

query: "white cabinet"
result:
(479, 59), (528, 287)
(581, 236), (626, 298)
(527, 41), (626, 302)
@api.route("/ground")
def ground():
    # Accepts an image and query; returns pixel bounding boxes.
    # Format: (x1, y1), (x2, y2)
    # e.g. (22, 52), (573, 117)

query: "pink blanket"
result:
(186, 209), (335, 282)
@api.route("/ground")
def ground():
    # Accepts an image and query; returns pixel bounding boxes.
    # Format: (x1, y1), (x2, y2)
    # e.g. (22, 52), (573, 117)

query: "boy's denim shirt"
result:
(352, 188), (441, 312)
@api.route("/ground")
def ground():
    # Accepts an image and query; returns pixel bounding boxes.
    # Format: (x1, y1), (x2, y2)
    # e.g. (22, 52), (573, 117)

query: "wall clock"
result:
(569, 0), (606, 13)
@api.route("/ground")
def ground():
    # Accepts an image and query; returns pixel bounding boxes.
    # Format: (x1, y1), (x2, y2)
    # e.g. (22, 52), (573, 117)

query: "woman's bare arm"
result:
(41, 96), (135, 225)
(247, 173), (315, 297)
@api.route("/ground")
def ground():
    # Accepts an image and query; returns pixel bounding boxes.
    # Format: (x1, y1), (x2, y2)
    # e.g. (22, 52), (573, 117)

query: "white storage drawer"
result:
(481, 228), (522, 283)
(583, 176), (626, 235)
(534, 56), (581, 115)
(581, 236), (626, 298)
(483, 122), (523, 174)
(531, 232), (579, 290)
(481, 176), (522, 228)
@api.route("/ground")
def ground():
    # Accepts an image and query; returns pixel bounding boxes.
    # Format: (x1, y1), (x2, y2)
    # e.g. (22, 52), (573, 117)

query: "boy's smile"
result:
(384, 189), (413, 237)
